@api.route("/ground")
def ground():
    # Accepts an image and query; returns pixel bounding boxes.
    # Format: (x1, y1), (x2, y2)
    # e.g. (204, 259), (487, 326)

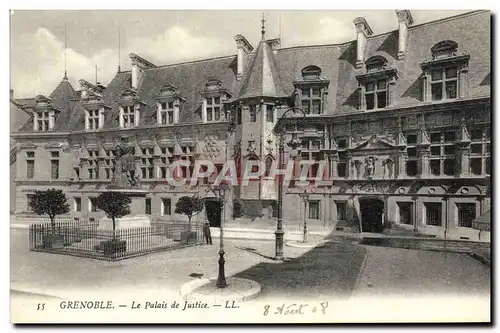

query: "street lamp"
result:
(299, 189), (310, 243)
(206, 119), (235, 288)
(274, 107), (307, 261)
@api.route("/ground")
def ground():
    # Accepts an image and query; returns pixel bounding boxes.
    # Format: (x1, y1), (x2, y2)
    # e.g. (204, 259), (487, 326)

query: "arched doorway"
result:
(359, 197), (384, 232)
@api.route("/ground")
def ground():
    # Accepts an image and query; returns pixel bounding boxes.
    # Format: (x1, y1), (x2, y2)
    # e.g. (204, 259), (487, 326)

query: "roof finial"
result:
(63, 21), (68, 81)
(261, 12), (266, 41)
(117, 25), (121, 72)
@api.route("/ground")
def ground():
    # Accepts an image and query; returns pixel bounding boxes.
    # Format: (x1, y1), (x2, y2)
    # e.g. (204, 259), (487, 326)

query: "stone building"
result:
(11, 10), (491, 240)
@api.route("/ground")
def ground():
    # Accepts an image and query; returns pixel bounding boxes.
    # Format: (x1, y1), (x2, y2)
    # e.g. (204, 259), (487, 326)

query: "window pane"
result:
(430, 133), (441, 143)
(470, 144), (482, 154)
(430, 160), (441, 175)
(337, 139), (347, 149)
(431, 83), (443, 100)
(431, 146), (441, 156)
(444, 145), (455, 155)
(470, 129), (483, 141)
(161, 102), (167, 110)
(311, 88), (320, 97)
(425, 203), (442, 226)
(444, 158), (455, 175)
(309, 201), (320, 220)
(168, 102), (174, 109)
(406, 134), (417, 145)
(486, 157), (491, 174)
(366, 82), (375, 92)
(214, 107), (220, 120)
(445, 81), (457, 99)
(445, 67), (458, 79)
(337, 162), (347, 177)
(470, 158), (482, 175)
(51, 160), (59, 179)
(407, 147), (417, 157)
(207, 108), (213, 121)
(312, 100), (321, 114)
(377, 91), (387, 108)
(377, 80), (387, 90)
(366, 93), (375, 110)
(398, 202), (413, 225)
(457, 203), (475, 228)
(250, 107), (257, 122)
(214, 97), (220, 105)
(444, 131), (456, 142)
(27, 160), (34, 179)
(336, 202), (347, 220)
(301, 100), (310, 114)
(431, 69), (442, 81)
(301, 88), (310, 98)
(266, 108), (274, 122)
(168, 111), (174, 124)
(406, 161), (417, 176)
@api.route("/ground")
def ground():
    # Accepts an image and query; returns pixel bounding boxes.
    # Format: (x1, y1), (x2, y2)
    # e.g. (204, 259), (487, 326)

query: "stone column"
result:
(417, 127), (431, 177)
(329, 153), (338, 179)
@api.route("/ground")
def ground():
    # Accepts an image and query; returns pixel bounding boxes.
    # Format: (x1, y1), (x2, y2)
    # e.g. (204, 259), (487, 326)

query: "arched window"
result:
(431, 40), (458, 60)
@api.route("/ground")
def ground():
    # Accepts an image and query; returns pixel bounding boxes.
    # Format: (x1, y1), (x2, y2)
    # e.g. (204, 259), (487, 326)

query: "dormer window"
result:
(121, 105), (136, 128)
(293, 66), (329, 115)
(159, 102), (175, 125)
(118, 89), (146, 128)
(365, 80), (387, 110)
(81, 94), (108, 131)
(36, 111), (50, 131)
(201, 77), (231, 123)
(206, 96), (222, 122)
(87, 110), (100, 130)
(32, 95), (57, 131)
(356, 56), (398, 111)
(420, 40), (469, 102)
(430, 67), (458, 101)
(155, 84), (184, 125)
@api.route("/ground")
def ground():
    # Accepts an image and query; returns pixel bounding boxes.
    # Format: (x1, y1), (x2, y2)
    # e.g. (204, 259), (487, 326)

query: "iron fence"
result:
(29, 220), (204, 261)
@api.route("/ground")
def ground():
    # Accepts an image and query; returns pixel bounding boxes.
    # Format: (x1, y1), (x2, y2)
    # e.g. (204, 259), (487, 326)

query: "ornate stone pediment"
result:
(18, 141), (38, 150)
(352, 135), (395, 151)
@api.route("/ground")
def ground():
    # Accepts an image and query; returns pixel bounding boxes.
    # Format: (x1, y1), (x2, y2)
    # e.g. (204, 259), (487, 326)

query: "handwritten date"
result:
(263, 301), (328, 316)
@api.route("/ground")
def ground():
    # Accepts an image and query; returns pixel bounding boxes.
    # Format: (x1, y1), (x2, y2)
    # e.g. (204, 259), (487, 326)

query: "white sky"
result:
(10, 10), (470, 98)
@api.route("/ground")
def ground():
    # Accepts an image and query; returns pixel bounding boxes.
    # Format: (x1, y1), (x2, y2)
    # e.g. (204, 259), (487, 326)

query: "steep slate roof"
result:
(14, 10), (490, 133)
(236, 40), (289, 100)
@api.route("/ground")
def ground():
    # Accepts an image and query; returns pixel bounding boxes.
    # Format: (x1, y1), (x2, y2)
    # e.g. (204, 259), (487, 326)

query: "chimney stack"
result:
(395, 10), (414, 60)
(129, 53), (156, 90)
(353, 17), (373, 69)
(234, 35), (254, 80)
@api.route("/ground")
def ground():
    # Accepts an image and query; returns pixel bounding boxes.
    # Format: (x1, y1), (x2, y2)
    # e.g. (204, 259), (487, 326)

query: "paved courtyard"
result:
(10, 228), (490, 303)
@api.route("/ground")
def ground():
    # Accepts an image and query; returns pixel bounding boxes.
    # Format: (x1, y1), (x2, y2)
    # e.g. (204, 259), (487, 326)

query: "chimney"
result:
(395, 10), (414, 60)
(129, 53), (157, 90)
(353, 17), (373, 69)
(234, 35), (254, 80)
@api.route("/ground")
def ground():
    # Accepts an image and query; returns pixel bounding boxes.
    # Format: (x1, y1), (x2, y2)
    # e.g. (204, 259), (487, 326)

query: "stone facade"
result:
(11, 10), (491, 239)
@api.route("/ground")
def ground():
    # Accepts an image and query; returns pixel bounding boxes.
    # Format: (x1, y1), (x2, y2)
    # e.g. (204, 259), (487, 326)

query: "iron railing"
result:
(29, 220), (204, 261)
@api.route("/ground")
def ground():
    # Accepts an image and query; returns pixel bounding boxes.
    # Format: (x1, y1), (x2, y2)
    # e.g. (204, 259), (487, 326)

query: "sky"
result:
(10, 10), (471, 98)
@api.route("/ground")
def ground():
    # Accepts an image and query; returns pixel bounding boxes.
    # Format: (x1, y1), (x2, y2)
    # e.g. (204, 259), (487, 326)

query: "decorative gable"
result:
(201, 78), (232, 122)
(351, 135), (396, 151)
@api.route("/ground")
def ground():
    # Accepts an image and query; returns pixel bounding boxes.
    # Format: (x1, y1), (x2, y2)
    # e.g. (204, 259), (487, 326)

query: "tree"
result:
(95, 191), (131, 239)
(29, 189), (70, 232)
(175, 196), (204, 226)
